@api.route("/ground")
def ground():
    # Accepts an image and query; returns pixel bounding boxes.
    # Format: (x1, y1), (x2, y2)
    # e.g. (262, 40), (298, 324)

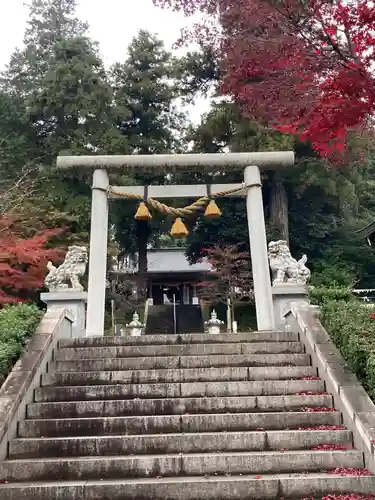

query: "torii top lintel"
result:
(56, 151), (294, 173)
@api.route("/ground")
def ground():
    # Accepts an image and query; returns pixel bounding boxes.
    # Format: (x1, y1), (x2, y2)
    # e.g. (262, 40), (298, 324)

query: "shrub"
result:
(318, 292), (375, 399)
(310, 285), (354, 305)
(0, 303), (42, 380)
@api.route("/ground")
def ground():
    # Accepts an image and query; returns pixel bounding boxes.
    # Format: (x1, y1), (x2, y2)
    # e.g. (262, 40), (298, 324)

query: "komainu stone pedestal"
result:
(41, 291), (87, 338)
(272, 285), (309, 329)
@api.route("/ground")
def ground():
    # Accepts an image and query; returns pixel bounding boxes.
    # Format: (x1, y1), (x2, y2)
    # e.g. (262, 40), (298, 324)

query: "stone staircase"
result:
(176, 305), (204, 334)
(146, 305), (204, 335)
(145, 305), (174, 334)
(1, 331), (375, 499)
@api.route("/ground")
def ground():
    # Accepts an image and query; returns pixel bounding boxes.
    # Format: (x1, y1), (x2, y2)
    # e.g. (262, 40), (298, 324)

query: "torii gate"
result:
(56, 152), (295, 335)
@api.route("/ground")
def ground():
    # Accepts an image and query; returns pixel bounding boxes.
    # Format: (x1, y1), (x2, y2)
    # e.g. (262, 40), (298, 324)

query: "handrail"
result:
(199, 299), (207, 332)
(143, 299), (150, 334)
(173, 294), (177, 335)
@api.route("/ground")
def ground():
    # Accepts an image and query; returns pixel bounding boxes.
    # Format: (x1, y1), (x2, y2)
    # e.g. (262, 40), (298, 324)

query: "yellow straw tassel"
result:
(134, 201), (152, 221)
(204, 199), (222, 218)
(170, 217), (189, 237)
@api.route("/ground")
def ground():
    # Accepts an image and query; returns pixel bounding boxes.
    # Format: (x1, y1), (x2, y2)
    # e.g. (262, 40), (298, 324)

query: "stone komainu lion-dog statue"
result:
(268, 240), (311, 286)
(45, 245), (88, 292)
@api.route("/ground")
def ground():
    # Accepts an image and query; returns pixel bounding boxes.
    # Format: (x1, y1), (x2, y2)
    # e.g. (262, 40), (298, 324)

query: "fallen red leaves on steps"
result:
(300, 407), (337, 412)
(311, 444), (352, 451)
(297, 425), (347, 431)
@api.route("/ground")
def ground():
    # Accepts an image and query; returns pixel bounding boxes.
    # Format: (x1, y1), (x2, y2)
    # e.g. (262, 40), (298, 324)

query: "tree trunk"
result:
(270, 175), (289, 244)
(136, 220), (150, 301)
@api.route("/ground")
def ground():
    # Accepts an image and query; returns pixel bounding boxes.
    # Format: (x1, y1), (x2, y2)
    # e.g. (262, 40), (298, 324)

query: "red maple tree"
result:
(197, 245), (253, 322)
(154, 0), (375, 159)
(0, 217), (64, 305)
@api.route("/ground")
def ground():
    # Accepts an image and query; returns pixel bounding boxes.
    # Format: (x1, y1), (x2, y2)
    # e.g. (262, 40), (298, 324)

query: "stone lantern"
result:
(205, 309), (224, 335)
(126, 312), (144, 337)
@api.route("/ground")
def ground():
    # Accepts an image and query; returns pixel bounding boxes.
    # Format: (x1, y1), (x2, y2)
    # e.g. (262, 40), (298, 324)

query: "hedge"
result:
(0, 303), (42, 381)
(314, 287), (375, 400)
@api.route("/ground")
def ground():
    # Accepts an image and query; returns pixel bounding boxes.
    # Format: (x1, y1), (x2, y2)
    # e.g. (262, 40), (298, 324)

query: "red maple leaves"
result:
(154, 0), (375, 159)
(197, 245), (253, 304)
(300, 407), (337, 412)
(330, 467), (373, 476)
(297, 425), (346, 430)
(311, 444), (351, 451)
(0, 217), (63, 304)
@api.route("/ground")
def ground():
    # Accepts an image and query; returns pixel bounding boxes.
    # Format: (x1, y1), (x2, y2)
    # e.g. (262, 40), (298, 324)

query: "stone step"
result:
(27, 394), (333, 419)
(0, 450), (364, 482)
(55, 342), (305, 360)
(59, 331), (298, 348)
(50, 353), (311, 372)
(9, 429), (352, 459)
(1, 474), (375, 500)
(42, 365), (317, 387)
(18, 411), (342, 437)
(34, 379), (325, 402)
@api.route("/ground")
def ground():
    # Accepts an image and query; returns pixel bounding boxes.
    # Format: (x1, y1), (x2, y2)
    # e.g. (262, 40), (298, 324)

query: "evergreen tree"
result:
(183, 101), (291, 261)
(1, 0), (125, 244)
(2, 0), (88, 95)
(185, 99), (374, 289)
(26, 34), (123, 243)
(27, 36), (116, 161)
(0, 92), (37, 190)
(110, 30), (187, 295)
(111, 30), (185, 154)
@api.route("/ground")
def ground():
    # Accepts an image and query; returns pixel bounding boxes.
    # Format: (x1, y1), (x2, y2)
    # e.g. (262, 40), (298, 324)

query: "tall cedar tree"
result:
(2, 0), (87, 95)
(0, 93), (37, 179)
(27, 36), (116, 161)
(154, 0), (375, 159)
(197, 245), (253, 323)
(110, 31), (186, 297)
(0, 218), (64, 304)
(2, 0), (124, 244)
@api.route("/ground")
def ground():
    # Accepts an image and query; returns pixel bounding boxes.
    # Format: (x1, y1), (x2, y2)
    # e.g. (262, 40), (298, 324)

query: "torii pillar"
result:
(57, 152), (295, 335)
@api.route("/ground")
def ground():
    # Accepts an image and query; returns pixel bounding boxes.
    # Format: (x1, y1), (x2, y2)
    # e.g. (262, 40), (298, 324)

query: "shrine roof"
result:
(356, 220), (375, 240)
(146, 248), (211, 274)
(110, 248), (211, 276)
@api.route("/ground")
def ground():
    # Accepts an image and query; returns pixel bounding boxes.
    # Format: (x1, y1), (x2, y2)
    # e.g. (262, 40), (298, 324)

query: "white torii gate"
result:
(56, 151), (295, 335)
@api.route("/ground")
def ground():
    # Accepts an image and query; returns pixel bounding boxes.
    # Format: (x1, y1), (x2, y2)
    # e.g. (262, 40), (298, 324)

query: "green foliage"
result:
(310, 261), (357, 288)
(0, 304), (42, 378)
(110, 30), (188, 274)
(2, 0), (88, 95)
(185, 98), (375, 289)
(310, 285), (354, 305)
(320, 296), (375, 399)
(111, 30), (185, 155)
(203, 302), (257, 332)
(0, 93), (36, 176)
(232, 303), (257, 332)
(187, 199), (249, 262)
(21, 34), (118, 242)
(0, 0), (125, 245)
(174, 47), (219, 101)
(27, 36), (115, 161)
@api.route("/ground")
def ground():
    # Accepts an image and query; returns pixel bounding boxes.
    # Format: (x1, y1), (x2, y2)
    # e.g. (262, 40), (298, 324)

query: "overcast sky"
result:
(0, 0), (209, 120)
(0, 0), (196, 68)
